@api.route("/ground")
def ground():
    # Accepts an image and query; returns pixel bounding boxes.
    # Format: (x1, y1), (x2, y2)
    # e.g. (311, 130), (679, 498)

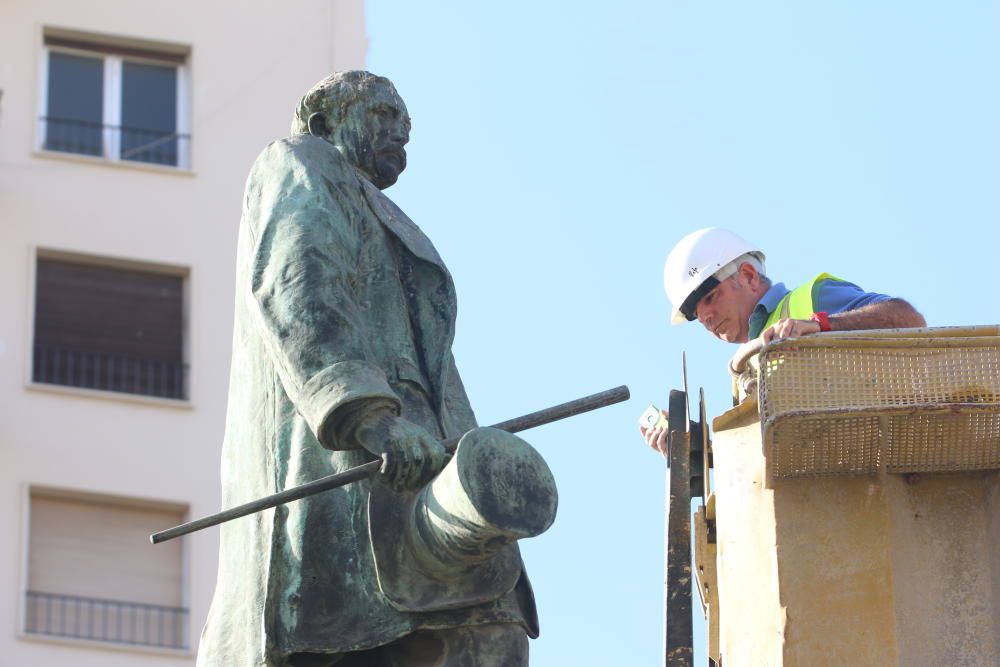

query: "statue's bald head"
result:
(291, 71), (397, 136)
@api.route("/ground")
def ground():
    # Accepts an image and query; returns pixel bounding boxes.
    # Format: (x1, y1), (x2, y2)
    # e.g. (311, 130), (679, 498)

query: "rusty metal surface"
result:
(664, 388), (693, 666)
(693, 495), (719, 665)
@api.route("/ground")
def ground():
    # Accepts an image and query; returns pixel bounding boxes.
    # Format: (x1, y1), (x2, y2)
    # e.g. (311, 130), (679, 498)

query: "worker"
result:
(642, 227), (926, 455)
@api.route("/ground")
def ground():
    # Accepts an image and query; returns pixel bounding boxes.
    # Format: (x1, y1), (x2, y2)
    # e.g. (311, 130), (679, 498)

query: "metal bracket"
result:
(664, 360), (715, 667)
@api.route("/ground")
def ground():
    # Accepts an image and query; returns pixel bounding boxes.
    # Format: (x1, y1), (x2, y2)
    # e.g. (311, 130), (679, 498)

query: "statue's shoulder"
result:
(249, 135), (354, 185)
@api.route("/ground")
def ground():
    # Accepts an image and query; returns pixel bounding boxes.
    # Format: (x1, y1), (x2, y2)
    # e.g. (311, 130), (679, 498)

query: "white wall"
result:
(0, 1), (366, 663)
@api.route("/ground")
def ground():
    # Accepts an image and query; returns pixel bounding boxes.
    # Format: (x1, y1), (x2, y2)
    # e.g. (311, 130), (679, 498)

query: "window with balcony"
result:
(39, 29), (191, 168)
(24, 488), (189, 650)
(32, 251), (189, 401)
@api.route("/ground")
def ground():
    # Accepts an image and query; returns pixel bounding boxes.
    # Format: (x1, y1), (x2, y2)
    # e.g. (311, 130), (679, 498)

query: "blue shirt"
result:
(747, 278), (892, 339)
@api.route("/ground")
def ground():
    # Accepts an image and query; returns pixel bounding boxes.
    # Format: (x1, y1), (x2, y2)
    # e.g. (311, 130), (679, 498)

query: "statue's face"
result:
(335, 84), (411, 189)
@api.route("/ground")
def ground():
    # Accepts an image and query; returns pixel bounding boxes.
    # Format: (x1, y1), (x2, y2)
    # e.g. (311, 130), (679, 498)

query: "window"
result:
(39, 29), (190, 168)
(24, 488), (189, 650)
(32, 251), (189, 401)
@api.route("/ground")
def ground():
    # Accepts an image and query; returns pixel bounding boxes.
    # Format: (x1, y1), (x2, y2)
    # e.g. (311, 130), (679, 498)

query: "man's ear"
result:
(739, 262), (760, 289)
(307, 112), (330, 138)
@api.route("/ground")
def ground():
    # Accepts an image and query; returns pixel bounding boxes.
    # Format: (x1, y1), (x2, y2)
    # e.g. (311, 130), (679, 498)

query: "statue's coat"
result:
(197, 135), (534, 666)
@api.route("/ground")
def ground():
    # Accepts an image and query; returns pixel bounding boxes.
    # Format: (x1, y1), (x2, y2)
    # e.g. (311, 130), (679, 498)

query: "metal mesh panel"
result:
(749, 329), (1000, 479)
(768, 414), (881, 478)
(885, 408), (1000, 472)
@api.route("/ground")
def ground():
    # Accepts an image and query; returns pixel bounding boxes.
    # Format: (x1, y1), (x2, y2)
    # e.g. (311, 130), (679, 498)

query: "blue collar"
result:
(755, 282), (790, 316)
(748, 282), (789, 339)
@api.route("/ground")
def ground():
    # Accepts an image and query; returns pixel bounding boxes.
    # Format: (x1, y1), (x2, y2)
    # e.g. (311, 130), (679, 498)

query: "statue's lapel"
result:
(360, 178), (447, 271)
(360, 176), (457, 413)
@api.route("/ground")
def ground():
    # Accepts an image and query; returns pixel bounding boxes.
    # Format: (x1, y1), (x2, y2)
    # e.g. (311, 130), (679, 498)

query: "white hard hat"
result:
(663, 228), (765, 324)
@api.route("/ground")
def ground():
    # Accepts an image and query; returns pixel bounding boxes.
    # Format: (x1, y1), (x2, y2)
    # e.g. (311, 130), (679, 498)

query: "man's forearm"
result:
(829, 298), (926, 331)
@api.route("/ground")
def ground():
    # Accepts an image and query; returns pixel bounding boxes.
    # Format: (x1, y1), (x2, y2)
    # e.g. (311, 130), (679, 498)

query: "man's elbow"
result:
(890, 298), (927, 328)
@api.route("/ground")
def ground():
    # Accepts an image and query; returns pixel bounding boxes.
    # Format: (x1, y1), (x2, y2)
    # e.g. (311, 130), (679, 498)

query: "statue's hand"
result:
(353, 409), (449, 490)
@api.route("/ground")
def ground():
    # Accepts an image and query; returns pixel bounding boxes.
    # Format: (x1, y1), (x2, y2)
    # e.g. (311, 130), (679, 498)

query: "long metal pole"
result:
(664, 388), (693, 666)
(151, 385), (629, 544)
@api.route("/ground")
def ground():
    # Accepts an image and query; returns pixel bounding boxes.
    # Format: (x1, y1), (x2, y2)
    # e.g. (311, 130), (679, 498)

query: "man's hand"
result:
(760, 299), (926, 344)
(352, 409), (449, 491)
(639, 409), (669, 457)
(760, 318), (821, 344)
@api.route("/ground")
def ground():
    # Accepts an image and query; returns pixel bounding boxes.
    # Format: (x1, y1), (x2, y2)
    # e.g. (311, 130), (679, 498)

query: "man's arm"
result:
(829, 298), (926, 330)
(762, 298), (926, 343)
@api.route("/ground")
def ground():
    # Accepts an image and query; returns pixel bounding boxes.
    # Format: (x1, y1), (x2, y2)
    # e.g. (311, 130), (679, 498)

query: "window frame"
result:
(26, 246), (194, 408)
(35, 31), (192, 170)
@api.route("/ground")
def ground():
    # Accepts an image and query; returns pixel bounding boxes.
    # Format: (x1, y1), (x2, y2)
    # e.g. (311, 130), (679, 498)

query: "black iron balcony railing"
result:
(40, 116), (190, 167)
(33, 343), (188, 400)
(24, 590), (189, 650)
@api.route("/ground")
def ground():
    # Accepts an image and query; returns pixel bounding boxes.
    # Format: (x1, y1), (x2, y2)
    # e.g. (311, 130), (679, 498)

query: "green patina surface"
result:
(197, 72), (549, 667)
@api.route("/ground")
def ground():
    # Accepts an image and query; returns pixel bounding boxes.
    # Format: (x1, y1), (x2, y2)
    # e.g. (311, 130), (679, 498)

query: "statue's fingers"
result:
(412, 443), (434, 488)
(390, 443), (417, 489)
(423, 438), (448, 485)
(380, 451), (398, 484)
(407, 437), (441, 489)
(401, 439), (426, 489)
(406, 455), (423, 490)
(425, 439), (448, 483)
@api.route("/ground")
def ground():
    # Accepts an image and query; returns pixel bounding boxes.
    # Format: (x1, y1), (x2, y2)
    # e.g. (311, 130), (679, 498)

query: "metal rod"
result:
(151, 384), (630, 544)
(151, 460), (382, 544)
(443, 384), (631, 450)
(664, 388), (693, 666)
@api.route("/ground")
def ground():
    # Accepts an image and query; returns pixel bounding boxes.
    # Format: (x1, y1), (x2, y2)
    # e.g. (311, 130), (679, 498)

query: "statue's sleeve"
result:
(244, 144), (398, 450)
(443, 352), (479, 433)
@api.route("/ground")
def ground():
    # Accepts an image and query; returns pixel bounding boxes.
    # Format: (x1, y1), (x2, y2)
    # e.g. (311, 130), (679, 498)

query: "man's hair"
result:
(290, 70), (395, 136)
(716, 252), (766, 282)
(679, 252), (769, 321)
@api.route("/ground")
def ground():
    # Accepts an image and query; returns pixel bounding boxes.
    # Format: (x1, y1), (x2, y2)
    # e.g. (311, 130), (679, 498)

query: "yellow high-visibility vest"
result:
(762, 272), (844, 329)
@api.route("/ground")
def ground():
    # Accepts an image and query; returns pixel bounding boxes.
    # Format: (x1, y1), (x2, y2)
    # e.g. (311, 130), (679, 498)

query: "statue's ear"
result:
(307, 112), (330, 138)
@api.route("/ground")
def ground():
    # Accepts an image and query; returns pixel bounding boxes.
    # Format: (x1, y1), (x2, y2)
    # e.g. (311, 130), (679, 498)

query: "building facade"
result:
(0, 2), (366, 664)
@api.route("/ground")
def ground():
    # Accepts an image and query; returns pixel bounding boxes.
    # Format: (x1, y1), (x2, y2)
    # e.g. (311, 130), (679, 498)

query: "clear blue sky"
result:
(366, 2), (999, 664)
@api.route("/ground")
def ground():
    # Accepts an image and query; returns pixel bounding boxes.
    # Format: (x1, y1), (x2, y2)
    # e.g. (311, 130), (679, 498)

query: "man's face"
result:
(336, 85), (411, 189)
(694, 266), (760, 344)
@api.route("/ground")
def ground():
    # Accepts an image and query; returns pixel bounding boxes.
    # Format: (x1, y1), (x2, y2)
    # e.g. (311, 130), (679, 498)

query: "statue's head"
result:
(292, 71), (411, 190)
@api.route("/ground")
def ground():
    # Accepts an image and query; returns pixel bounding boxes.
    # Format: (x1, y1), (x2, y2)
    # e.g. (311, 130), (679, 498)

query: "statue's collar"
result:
(357, 171), (448, 272)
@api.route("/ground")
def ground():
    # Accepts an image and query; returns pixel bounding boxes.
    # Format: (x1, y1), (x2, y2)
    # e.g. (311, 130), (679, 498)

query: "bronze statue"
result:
(197, 71), (557, 667)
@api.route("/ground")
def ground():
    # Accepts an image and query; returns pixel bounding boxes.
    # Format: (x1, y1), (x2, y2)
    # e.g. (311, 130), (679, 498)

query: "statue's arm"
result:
(246, 163), (398, 451)
(243, 142), (451, 487)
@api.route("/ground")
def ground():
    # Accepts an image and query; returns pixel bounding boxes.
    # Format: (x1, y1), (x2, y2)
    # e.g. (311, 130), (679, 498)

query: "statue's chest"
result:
(354, 219), (409, 317)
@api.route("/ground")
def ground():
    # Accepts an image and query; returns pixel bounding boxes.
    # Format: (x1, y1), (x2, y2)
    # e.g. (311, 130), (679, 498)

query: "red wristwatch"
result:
(811, 311), (831, 332)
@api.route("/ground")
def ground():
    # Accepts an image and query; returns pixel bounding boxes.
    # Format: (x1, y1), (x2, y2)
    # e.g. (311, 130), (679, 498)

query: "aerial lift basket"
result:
(730, 325), (1000, 484)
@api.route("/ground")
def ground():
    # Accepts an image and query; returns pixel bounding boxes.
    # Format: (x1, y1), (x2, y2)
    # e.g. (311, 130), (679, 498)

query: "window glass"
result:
(121, 62), (178, 165)
(45, 52), (104, 156)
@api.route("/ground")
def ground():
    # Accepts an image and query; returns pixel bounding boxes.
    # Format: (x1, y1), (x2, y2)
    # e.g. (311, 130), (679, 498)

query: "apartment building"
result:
(0, 2), (366, 664)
